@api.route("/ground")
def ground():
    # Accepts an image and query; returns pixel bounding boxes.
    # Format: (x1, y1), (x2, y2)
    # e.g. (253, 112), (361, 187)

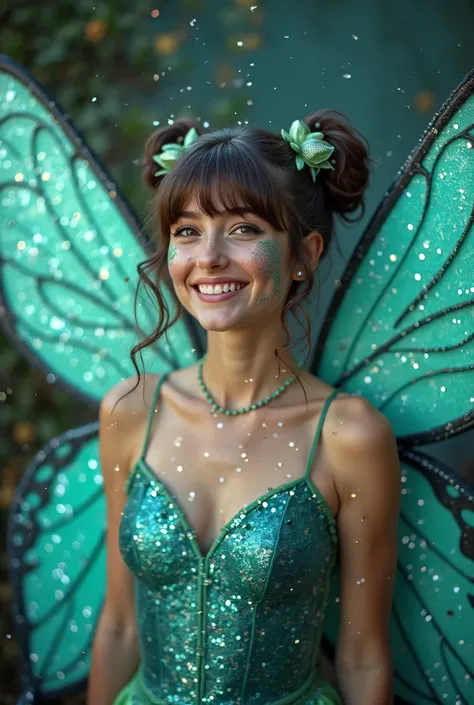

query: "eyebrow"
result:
(176, 207), (253, 220)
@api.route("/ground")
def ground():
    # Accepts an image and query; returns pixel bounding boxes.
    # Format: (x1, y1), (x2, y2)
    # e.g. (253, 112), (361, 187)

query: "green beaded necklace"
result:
(197, 356), (299, 415)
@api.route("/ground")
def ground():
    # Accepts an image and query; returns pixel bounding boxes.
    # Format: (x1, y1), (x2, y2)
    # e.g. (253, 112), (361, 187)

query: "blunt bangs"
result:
(156, 133), (291, 236)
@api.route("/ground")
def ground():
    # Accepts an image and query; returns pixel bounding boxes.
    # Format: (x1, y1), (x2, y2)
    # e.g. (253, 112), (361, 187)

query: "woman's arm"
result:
(329, 396), (401, 705)
(87, 380), (145, 705)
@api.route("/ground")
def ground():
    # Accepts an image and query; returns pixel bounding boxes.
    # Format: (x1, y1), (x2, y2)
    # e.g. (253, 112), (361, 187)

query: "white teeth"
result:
(197, 282), (244, 295)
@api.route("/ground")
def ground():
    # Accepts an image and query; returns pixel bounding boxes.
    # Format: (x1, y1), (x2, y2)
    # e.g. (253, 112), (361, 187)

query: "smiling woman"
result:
(86, 114), (402, 705)
(135, 114), (369, 367)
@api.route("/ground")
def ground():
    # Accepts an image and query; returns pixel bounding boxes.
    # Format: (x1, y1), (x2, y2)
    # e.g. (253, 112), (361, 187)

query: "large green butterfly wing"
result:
(314, 70), (474, 443)
(317, 70), (474, 704)
(8, 423), (104, 701)
(0, 55), (201, 406)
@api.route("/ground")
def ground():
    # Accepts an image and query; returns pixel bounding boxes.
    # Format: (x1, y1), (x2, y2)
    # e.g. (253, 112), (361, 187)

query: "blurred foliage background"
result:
(1, 0), (474, 702)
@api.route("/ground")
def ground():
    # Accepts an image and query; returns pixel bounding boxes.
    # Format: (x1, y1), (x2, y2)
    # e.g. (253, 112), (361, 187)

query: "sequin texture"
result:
(118, 462), (339, 705)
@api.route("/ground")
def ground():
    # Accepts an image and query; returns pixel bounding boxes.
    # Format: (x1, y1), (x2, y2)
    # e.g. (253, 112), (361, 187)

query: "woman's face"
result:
(167, 194), (294, 332)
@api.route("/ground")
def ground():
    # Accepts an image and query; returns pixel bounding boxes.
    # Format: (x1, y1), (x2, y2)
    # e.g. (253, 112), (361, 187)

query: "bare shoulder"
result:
(99, 374), (161, 469)
(327, 393), (396, 447)
(324, 393), (400, 496)
(100, 373), (160, 421)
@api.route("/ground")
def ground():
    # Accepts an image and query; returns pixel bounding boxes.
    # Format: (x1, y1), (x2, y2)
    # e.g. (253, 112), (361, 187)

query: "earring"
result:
(296, 270), (303, 278)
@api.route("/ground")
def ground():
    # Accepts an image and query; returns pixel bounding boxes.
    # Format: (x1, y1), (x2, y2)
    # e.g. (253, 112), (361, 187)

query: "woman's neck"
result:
(202, 328), (299, 411)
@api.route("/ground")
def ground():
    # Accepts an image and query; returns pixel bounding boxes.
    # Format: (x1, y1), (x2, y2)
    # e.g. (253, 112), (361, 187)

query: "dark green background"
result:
(1, 0), (473, 701)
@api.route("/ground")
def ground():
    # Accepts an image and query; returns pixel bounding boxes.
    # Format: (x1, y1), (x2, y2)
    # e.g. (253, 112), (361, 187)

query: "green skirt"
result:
(112, 672), (342, 705)
(112, 678), (136, 705)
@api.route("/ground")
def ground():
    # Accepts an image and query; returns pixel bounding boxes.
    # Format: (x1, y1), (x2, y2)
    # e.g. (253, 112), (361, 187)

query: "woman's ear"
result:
(293, 231), (324, 280)
(305, 231), (324, 270)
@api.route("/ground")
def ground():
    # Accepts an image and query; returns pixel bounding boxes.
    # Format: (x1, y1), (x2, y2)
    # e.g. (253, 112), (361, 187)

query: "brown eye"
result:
(173, 226), (197, 238)
(233, 224), (262, 235)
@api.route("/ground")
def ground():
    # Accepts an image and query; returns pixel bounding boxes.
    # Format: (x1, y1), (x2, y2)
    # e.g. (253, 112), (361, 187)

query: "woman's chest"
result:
(130, 409), (337, 555)
(119, 471), (337, 602)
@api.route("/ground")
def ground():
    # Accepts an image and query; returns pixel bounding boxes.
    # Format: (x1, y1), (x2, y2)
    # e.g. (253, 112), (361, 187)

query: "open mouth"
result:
(195, 282), (248, 295)
(192, 281), (249, 301)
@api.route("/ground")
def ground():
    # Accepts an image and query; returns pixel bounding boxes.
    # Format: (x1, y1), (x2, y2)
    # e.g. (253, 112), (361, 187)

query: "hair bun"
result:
(303, 110), (369, 220)
(143, 119), (202, 191)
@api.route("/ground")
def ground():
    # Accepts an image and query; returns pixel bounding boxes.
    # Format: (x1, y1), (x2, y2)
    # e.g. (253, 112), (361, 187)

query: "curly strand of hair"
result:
(115, 249), (182, 408)
(273, 258), (316, 408)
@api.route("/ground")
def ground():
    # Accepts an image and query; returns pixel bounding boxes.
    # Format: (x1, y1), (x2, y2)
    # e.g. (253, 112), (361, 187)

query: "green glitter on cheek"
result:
(253, 240), (281, 299)
(168, 244), (178, 266)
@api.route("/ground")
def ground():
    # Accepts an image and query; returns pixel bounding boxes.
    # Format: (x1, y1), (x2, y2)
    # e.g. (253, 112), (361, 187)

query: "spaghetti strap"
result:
(304, 388), (342, 478)
(139, 373), (170, 461)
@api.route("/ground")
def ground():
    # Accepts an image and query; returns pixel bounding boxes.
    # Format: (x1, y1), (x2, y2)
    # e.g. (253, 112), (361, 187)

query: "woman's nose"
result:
(196, 239), (229, 270)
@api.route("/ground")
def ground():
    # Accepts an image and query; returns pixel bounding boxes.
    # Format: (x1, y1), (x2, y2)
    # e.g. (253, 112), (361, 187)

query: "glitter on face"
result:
(168, 244), (178, 265)
(252, 239), (282, 302)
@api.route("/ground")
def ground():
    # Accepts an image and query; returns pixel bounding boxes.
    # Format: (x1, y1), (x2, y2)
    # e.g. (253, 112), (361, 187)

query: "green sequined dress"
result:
(114, 375), (343, 705)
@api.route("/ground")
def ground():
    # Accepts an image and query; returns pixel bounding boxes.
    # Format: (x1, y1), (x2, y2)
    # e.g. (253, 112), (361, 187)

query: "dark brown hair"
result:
(131, 112), (370, 388)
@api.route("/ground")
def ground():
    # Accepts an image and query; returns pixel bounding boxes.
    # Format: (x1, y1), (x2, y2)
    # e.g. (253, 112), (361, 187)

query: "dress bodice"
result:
(118, 375), (342, 705)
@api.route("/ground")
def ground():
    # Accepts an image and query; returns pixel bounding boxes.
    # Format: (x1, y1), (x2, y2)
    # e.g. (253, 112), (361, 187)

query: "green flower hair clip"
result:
(281, 120), (335, 182)
(152, 126), (200, 176)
